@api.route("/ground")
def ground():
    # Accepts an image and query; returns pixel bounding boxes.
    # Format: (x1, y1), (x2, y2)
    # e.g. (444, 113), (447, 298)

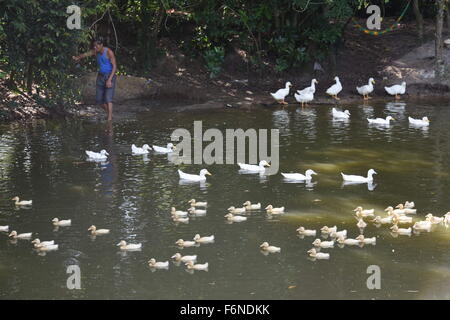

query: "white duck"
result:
(294, 90), (314, 107)
(175, 239), (197, 247)
(367, 116), (395, 125)
(404, 201), (415, 209)
(296, 227), (316, 236)
(341, 169), (377, 183)
(281, 169), (317, 181)
(356, 77), (375, 100)
(31, 239), (55, 248)
(193, 234), (214, 243)
(332, 108), (350, 119)
(444, 212), (450, 224)
(409, 116), (430, 126)
(395, 204), (417, 214)
(171, 253), (197, 263)
(238, 160), (270, 172)
(224, 213), (247, 222)
(390, 225), (412, 235)
(8, 231), (32, 239)
(148, 259), (169, 269)
(336, 237), (360, 246)
(37, 244), (59, 252)
(52, 218), (71, 227)
(326, 76), (343, 100)
(385, 206), (406, 216)
(320, 226), (337, 234)
(265, 205), (285, 214)
(355, 235), (376, 245)
(298, 79), (318, 95)
(11, 196), (32, 206)
(260, 242), (281, 253)
(372, 216), (393, 224)
(0, 225), (9, 232)
(243, 201), (261, 210)
(307, 248), (330, 259)
(153, 143), (175, 153)
(385, 82), (406, 100)
(270, 81), (292, 105)
(178, 169), (211, 181)
(185, 261), (209, 271)
(227, 206), (246, 214)
(88, 225), (110, 235)
(131, 144), (151, 155)
(392, 215), (413, 225)
(85, 149), (108, 160)
(312, 239), (334, 248)
(329, 230), (347, 239)
(116, 240), (142, 251)
(354, 207), (375, 218)
(413, 220), (432, 232)
(425, 213), (444, 224)
(188, 207), (207, 216)
(188, 199), (207, 207)
(171, 207), (188, 217)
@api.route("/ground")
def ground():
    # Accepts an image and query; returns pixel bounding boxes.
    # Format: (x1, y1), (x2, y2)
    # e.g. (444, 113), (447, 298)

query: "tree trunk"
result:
(274, 9), (280, 32)
(7, 70), (16, 90)
(447, 2), (450, 33)
(139, 0), (152, 70)
(151, 1), (165, 39)
(435, 0), (445, 79)
(413, 0), (424, 41)
(26, 63), (33, 95)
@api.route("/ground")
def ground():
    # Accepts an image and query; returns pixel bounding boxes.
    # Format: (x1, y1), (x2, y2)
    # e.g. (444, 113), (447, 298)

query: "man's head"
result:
(93, 37), (105, 53)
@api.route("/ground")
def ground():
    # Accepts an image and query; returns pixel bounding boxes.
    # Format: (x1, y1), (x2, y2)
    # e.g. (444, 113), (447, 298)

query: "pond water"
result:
(1, 99), (450, 299)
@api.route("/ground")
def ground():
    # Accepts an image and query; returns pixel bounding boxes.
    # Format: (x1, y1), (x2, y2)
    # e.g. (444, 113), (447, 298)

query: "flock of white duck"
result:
(270, 78), (429, 127)
(2, 193), (213, 270)
(0, 100), (442, 272)
(270, 77), (407, 107)
(297, 202), (450, 260)
(3, 192), (450, 263)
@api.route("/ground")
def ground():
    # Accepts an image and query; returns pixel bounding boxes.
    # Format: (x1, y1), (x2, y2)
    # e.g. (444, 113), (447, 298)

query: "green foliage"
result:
(0, 0), (439, 116)
(186, 0), (361, 71)
(271, 36), (309, 72)
(0, 0), (92, 108)
(203, 46), (224, 78)
(191, 26), (213, 52)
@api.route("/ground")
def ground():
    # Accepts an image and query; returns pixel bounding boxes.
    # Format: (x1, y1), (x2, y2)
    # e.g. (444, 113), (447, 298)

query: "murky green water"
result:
(1, 99), (450, 299)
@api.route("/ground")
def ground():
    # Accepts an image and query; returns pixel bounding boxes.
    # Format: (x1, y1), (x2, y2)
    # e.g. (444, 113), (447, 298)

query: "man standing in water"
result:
(73, 37), (117, 121)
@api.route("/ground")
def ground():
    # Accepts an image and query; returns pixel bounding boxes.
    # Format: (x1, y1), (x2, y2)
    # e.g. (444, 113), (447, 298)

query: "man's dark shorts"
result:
(96, 72), (116, 104)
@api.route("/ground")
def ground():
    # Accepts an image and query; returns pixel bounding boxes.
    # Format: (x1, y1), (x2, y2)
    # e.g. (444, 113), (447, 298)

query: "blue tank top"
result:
(96, 48), (113, 74)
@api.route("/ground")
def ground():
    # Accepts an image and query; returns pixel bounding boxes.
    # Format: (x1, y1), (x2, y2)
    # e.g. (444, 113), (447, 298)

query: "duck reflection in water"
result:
(179, 179), (208, 191)
(99, 121), (118, 200)
(341, 180), (377, 191)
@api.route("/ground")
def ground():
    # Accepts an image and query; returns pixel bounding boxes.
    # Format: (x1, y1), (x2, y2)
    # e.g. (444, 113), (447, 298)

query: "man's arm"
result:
(106, 48), (117, 88)
(72, 49), (95, 61)
(106, 49), (117, 80)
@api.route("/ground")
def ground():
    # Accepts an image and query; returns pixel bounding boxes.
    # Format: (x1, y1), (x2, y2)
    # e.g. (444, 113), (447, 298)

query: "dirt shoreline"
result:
(70, 87), (450, 122)
(2, 83), (449, 123)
